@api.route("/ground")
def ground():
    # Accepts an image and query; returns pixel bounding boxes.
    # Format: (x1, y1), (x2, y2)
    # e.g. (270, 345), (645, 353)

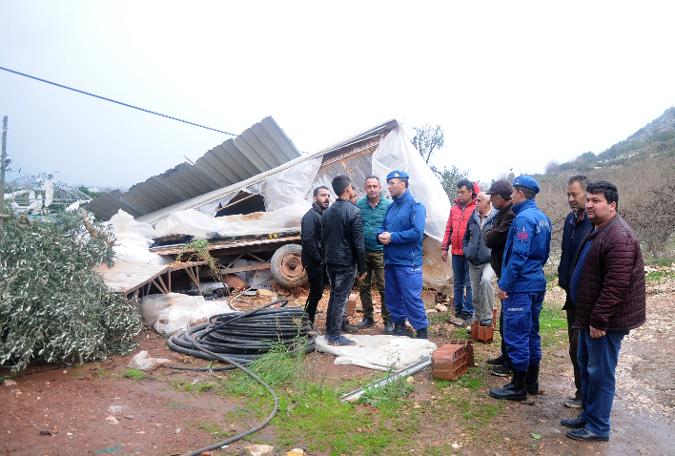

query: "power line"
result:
(0, 66), (238, 136)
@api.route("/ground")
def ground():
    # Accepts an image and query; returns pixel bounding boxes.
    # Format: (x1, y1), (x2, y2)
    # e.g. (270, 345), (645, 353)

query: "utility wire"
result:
(0, 66), (238, 136)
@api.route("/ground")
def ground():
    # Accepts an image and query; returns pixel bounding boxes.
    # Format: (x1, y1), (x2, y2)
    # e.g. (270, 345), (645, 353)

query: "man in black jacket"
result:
(483, 179), (515, 377)
(321, 175), (366, 346)
(558, 175), (592, 409)
(301, 186), (331, 324)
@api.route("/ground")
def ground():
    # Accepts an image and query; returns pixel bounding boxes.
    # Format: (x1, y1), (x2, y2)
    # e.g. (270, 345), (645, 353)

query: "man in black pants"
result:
(483, 179), (515, 377)
(321, 175), (367, 346)
(301, 186), (331, 324)
(558, 175), (592, 409)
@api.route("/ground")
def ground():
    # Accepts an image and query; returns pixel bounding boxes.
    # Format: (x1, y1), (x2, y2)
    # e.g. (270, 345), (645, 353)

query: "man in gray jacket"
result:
(463, 192), (497, 326)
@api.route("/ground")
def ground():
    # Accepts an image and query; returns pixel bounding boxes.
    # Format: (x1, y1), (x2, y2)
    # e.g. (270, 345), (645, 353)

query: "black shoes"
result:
(341, 322), (359, 334)
(486, 355), (505, 366)
(565, 427), (609, 442)
(416, 327), (428, 339)
(393, 321), (407, 336)
(328, 335), (357, 346)
(560, 416), (587, 429)
(489, 364), (512, 377)
(356, 316), (375, 328)
(383, 321), (395, 334)
(489, 371), (528, 401)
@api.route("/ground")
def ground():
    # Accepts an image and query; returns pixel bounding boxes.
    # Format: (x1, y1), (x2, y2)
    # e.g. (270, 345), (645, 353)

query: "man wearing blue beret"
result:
(377, 170), (429, 338)
(489, 175), (552, 401)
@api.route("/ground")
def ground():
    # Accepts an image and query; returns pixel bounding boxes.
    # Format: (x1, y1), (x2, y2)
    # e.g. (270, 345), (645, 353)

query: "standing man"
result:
(562, 181), (645, 442)
(557, 176), (592, 409)
(484, 179), (516, 377)
(301, 186), (331, 325)
(356, 176), (393, 333)
(378, 170), (429, 339)
(489, 176), (551, 401)
(321, 175), (366, 346)
(463, 192), (497, 326)
(441, 179), (478, 322)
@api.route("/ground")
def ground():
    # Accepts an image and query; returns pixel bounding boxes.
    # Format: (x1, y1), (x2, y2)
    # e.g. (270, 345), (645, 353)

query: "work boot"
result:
(525, 361), (540, 395)
(560, 415), (587, 429)
(383, 321), (395, 334)
(393, 321), (407, 336)
(416, 327), (428, 339)
(486, 355), (505, 366)
(356, 316), (375, 328)
(489, 370), (527, 401)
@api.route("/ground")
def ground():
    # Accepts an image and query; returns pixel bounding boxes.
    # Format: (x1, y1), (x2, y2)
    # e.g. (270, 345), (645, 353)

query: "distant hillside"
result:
(547, 107), (675, 173)
(535, 107), (675, 260)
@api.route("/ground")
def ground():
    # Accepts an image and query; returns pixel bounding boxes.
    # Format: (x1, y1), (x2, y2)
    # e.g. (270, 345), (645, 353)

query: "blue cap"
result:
(512, 175), (540, 194)
(386, 170), (409, 181)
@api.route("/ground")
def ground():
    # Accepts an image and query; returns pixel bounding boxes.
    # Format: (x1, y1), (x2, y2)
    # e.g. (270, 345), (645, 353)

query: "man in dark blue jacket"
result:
(558, 175), (592, 409)
(377, 170), (429, 339)
(490, 175), (552, 401)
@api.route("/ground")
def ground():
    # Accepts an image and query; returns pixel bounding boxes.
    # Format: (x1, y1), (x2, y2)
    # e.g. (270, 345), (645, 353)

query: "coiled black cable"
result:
(166, 298), (315, 456)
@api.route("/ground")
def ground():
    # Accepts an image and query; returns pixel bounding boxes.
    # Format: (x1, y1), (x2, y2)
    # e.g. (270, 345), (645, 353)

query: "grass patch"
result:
(218, 342), (304, 398)
(173, 379), (216, 394)
(359, 374), (414, 410)
(646, 269), (675, 283)
(275, 382), (419, 455)
(197, 420), (229, 438)
(123, 368), (146, 380)
(539, 303), (567, 348)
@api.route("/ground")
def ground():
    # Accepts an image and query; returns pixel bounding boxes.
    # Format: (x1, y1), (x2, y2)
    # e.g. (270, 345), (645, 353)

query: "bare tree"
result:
(411, 124), (445, 164)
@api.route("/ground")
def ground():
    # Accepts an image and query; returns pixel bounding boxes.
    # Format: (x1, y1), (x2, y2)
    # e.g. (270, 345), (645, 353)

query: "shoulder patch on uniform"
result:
(516, 227), (529, 241)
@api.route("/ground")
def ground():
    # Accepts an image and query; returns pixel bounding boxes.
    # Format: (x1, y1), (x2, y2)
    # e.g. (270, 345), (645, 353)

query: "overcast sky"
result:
(2, 1), (674, 189)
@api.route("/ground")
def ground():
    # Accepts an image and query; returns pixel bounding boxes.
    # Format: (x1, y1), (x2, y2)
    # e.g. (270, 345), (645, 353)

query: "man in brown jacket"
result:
(561, 181), (646, 442)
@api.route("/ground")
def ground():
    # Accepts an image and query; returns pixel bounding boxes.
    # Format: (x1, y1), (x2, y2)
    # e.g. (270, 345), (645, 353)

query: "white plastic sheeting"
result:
(371, 129), (451, 242)
(259, 157), (322, 211)
(140, 293), (234, 335)
(315, 334), (437, 371)
(153, 201), (311, 239)
(108, 210), (167, 265)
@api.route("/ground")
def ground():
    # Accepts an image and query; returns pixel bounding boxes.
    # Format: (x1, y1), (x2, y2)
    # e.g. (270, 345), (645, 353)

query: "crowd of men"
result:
(300, 170), (646, 442)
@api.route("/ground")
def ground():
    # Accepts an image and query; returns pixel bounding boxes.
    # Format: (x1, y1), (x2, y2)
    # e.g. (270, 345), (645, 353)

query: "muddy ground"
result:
(1, 282), (673, 456)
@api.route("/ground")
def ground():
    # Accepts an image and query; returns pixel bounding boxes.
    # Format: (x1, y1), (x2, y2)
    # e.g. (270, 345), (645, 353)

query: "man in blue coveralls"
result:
(377, 170), (429, 339)
(489, 175), (551, 401)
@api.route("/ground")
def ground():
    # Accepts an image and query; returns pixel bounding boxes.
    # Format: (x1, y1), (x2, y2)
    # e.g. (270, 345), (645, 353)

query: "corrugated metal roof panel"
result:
(88, 116), (300, 220)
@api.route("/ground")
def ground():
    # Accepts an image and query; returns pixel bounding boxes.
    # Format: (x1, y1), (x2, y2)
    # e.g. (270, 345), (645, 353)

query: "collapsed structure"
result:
(91, 117), (452, 299)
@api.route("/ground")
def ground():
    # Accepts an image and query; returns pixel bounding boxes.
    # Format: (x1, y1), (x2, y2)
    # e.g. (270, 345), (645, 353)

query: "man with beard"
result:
(301, 186), (331, 324)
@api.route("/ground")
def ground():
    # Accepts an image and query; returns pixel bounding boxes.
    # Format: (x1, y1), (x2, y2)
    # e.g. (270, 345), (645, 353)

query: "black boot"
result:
(416, 327), (428, 339)
(525, 361), (540, 395)
(489, 370), (527, 401)
(393, 321), (407, 336)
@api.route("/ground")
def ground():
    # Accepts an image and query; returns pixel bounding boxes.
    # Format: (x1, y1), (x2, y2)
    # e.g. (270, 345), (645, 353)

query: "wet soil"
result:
(2, 282), (673, 455)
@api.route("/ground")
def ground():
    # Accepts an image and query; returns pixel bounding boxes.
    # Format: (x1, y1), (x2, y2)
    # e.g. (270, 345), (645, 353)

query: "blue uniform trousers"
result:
(578, 329), (625, 438)
(502, 292), (544, 371)
(384, 265), (429, 330)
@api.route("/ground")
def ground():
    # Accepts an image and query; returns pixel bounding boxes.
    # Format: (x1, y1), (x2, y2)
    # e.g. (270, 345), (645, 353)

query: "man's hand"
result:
(496, 285), (508, 300)
(589, 325), (606, 338)
(441, 250), (448, 262)
(378, 232), (392, 245)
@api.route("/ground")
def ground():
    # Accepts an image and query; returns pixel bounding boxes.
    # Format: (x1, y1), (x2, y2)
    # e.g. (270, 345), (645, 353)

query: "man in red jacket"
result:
(561, 181), (646, 442)
(441, 179), (478, 321)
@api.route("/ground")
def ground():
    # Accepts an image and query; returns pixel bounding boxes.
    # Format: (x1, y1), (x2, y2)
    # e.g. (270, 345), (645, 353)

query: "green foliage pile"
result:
(0, 213), (142, 372)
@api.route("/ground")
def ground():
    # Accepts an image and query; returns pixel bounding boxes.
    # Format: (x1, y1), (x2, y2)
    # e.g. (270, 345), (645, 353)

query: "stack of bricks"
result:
(431, 340), (475, 381)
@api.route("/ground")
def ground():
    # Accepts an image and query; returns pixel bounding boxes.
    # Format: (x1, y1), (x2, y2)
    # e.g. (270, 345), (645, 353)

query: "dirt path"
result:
(1, 284), (673, 455)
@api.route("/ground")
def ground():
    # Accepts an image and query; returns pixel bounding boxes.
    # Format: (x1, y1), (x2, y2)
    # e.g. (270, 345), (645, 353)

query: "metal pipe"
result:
(339, 356), (432, 403)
